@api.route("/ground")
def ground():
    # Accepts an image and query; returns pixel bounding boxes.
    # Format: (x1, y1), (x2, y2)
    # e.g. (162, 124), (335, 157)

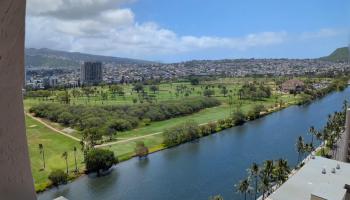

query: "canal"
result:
(38, 87), (350, 200)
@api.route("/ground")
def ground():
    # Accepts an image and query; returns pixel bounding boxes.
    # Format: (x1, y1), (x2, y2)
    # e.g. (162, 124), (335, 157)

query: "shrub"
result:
(247, 104), (266, 120)
(163, 121), (200, 147)
(57, 112), (74, 125)
(29, 97), (220, 135)
(231, 111), (246, 125)
(135, 141), (149, 158)
(48, 169), (68, 187)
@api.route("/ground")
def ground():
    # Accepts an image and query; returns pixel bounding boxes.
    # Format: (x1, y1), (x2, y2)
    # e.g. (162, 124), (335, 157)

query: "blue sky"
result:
(26, 0), (349, 62)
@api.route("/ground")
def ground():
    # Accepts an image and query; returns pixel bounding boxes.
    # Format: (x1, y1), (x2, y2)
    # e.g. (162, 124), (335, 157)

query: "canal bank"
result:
(38, 87), (350, 200)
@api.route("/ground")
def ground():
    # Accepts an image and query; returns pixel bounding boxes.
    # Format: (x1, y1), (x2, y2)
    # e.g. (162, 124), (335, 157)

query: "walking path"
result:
(25, 113), (81, 142)
(26, 112), (220, 149)
(94, 132), (164, 148)
(26, 112), (165, 148)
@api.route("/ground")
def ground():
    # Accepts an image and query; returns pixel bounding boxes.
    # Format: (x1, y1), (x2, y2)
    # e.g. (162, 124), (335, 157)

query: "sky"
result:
(25, 0), (350, 63)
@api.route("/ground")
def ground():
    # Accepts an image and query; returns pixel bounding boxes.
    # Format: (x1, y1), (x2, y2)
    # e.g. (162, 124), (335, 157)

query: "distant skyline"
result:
(26, 0), (350, 63)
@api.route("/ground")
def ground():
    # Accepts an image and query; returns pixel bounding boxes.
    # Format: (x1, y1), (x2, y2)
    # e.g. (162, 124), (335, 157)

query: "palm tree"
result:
(236, 179), (250, 200)
(38, 144), (45, 169)
(260, 160), (274, 196)
(248, 162), (259, 200)
(73, 146), (78, 172)
(208, 195), (224, 200)
(263, 160), (274, 178)
(273, 159), (290, 186)
(62, 151), (68, 174)
(309, 126), (316, 147)
(296, 136), (305, 164)
(259, 175), (270, 200)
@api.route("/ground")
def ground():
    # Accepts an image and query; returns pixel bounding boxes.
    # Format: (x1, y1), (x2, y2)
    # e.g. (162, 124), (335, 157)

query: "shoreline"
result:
(35, 86), (347, 193)
(35, 98), (299, 194)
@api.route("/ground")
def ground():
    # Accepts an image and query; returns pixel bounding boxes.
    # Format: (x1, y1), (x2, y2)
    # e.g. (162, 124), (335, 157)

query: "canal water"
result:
(38, 87), (350, 200)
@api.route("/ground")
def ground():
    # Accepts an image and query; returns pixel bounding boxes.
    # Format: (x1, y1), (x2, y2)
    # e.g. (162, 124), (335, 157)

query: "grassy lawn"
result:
(24, 78), (312, 191)
(26, 116), (84, 191)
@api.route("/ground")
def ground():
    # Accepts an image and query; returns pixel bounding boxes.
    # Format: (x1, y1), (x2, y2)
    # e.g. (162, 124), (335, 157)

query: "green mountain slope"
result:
(25, 48), (154, 68)
(321, 47), (349, 62)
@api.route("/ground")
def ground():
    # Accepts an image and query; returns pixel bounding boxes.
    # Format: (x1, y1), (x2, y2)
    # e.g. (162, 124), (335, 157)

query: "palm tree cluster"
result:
(235, 159), (290, 200)
(295, 136), (314, 165)
(38, 145), (79, 174)
(296, 100), (348, 162)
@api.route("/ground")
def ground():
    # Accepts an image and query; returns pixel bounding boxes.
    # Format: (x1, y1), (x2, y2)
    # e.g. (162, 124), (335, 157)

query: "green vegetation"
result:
(297, 100), (348, 160)
(238, 83), (271, 100)
(85, 149), (118, 176)
(135, 141), (149, 158)
(24, 76), (348, 192)
(48, 169), (68, 187)
(163, 121), (201, 147)
(29, 96), (220, 145)
(26, 116), (84, 191)
(236, 159), (290, 200)
(321, 47), (349, 62)
(208, 195), (224, 200)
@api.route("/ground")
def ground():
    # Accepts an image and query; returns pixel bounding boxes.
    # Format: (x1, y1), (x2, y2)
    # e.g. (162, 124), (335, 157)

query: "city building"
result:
(266, 156), (350, 200)
(43, 76), (59, 88)
(80, 61), (103, 85)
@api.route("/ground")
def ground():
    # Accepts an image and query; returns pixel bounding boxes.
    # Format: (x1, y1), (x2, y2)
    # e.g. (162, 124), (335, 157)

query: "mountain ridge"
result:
(320, 47), (349, 62)
(25, 48), (155, 68)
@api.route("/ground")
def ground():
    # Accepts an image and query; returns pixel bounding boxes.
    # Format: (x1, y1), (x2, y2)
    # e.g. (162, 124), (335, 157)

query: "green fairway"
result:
(24, 77), (323, 191)
(26, 116), (84, 191)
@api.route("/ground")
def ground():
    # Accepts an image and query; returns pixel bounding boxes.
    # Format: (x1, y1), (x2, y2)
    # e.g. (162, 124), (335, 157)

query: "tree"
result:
(273, 159), (290, 186)
(247, 104), (266, 120)
(149, 85), (159, 94)
(260, 160), (274, 195)
(82, 127), (103, 146)
(39, 144), (45, 169)
(203, 89), (215, 97)
(58, 112), (73, 125)
(71, 89), (81, 99)
(296, 136), (305, 164)
(82, 87), (94, 101)
(248, 163), (259, 200)
(57, 90), (71, 104)
(62, 151), (68, 174)
(133, 83), (144, 93)
(48, 169), (68, 187)
(309, 126), (316, 147)
(189, 77), (200, 85)
(259, 174), (270, 200)
(236, 179), (250, 200)
(135, 141), (149, 158)
(220, 86), (228, 97)
(110, 85), (124, 95)
(208, 195), (224, 200)
(85, 149), (118, 176)
(231, 110), (246, 125)
(73, 146), (78, 172)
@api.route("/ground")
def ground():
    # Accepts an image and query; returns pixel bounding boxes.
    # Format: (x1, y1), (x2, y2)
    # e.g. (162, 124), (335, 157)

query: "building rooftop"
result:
(53, 197), (69, 200)
(267, 156), (350, 200)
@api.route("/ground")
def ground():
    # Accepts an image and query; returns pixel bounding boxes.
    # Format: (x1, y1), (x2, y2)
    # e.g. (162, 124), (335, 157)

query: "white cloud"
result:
(27, 0), (134, 19)
(25, 0), (293, 59)
(300, 28), (346, 40)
